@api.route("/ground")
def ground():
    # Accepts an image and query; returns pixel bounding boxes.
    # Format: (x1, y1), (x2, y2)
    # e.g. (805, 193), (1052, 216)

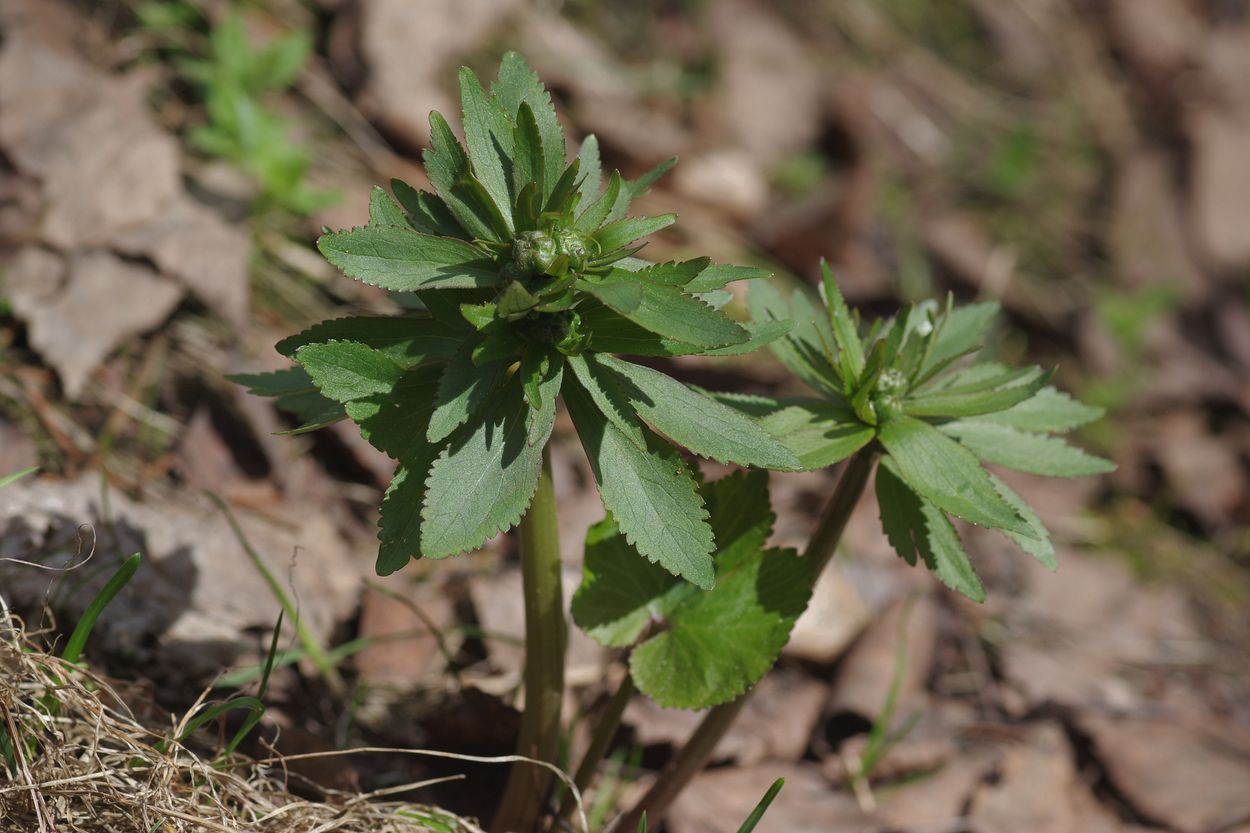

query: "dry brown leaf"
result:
(968, 723), (1150, 833)
(1188, 108), (1250, 271)
(827, 596), (937, 722)
(1109, 149), (1207, 302)
(1079, 714), (1250, 833)
(2, 248), (183, 398)
(0, 474), (361, 685)
(667, 762), (874, 833)
(355, 0), (521, 150)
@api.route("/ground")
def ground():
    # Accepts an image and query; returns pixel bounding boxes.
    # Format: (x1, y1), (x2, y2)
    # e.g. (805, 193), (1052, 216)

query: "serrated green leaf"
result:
(427, 343), (508, 443)
(939, 421), (1115, 477)
(346, 364), (443, 461)
(575, 134), (602, 208)
(620, 157), (677, 209)
(520, 348), (564, 445)
(634, 258), (711, 287)
(276, 316), (462, 366)
(317, 225), (499, 291)
(492, 52), (565, 201)
(458, 66), (515, 225)
(576, 276), (643, 314)
(378, 462), (431, 574)
(699, 319), (792, 356)
(877, 416), (1032, 535)
(586, 355), (801, 470)
(596, 279), (749, 348)
(914, 301), (999, 384)
(970, 386), (1104, 433)
(575, 170), (621, 233)
(749, 280), (841, 397)
(565, 376), (714, 589)
(987, 473), (1056, 569)
(425, 111), (509, 241)
(421, 380), (548, 558)
(712, 393), (875, 471)
(684, 263), (772, 294)
(904, 370), (1048, 418)
(567, 353), (646, 448)
(294, 340), (405, 403)
(819, 260), (864, 384)
(876, 458), (985, 601)
(229, 366), (316, 398)
(368, 186), (408, 227)
(592, 215), (676, 253)
(574, 471), (814, 708)
(511, 100), (544, 201)
(390, 179), (468, 239)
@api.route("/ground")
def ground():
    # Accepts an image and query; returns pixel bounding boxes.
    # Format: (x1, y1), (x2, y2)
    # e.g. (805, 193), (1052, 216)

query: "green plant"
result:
(174, 11), (336, 215)
(235, 54), (1111, 832)
(612, 269), (1111, 829)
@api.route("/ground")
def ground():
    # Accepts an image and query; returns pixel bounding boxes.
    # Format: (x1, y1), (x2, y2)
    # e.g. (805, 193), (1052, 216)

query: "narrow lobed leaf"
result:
(317, 225), (500, 291)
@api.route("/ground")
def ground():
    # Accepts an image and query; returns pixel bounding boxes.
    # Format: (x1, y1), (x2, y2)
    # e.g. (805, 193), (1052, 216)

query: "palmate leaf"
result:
(421, 379), (551, 558)
(877, 416), (1032, 536)
(317, 225), (499, 291)
(572, 471), (815, 708)
(564, 376), (715, 589)
(711, 393), (874, 471)
(876, 459), (985, 601)
(939, 421), (1115, 477)
(579, 355), (802, 470)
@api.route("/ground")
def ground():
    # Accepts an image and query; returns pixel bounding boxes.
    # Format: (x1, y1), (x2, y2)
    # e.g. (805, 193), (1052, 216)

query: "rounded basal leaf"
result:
(573, 471), (816, 709)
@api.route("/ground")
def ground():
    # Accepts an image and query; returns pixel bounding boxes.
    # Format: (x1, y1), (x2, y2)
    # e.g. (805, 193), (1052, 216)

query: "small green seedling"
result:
(176, 12), (336, 215)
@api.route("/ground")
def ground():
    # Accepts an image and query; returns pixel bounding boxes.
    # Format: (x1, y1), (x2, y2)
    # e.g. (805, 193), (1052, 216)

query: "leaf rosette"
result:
(724, 262), (1115, 601)
(233, 53), (800, 587)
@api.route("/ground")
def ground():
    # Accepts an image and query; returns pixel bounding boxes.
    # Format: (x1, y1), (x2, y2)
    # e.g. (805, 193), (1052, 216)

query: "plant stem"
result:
(610, 448), (878, 833)
(492, 446), (567, 833)
(558, 673), (636, 821)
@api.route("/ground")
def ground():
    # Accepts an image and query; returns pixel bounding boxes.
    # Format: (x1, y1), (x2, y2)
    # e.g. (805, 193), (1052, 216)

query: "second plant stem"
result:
(611, 447), (879, 833)
(491, 446), (567, 833)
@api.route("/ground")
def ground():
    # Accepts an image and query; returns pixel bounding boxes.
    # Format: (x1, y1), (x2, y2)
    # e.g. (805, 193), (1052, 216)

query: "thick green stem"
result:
(492, 447), (567, 833)
(611, 448), (878, 833)
(558, 673), (636, 821)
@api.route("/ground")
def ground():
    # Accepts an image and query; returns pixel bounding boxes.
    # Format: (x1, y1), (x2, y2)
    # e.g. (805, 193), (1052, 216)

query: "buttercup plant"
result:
(235, 53), (1111, 832)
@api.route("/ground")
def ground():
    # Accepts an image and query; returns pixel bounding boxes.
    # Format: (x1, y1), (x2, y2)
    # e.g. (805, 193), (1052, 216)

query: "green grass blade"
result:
(735, 778), (786, 833)
(0, 467), (38, 489)
(61, 553), (140, 665)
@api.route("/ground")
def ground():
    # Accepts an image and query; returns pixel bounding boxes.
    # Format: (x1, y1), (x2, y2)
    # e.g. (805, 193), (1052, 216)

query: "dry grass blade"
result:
(0, 612), (480, 832)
